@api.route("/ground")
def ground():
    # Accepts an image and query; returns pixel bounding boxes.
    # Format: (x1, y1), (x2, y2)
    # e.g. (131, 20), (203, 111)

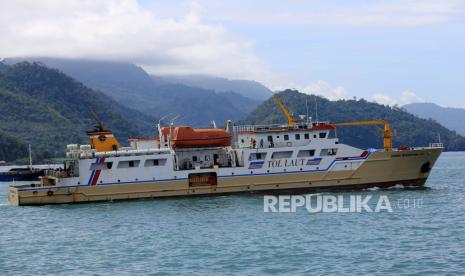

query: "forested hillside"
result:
(5, 58), (263, 126)
(243, 90), (465, 151)
(0, 130), (27, 162)
(0, 62), (155, 162)
(159, 74), (272, 101)
(2, 63), (463, 163)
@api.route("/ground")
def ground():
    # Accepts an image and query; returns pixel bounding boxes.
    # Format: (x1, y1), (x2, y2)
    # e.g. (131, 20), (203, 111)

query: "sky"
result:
(1, 0), (465, 107)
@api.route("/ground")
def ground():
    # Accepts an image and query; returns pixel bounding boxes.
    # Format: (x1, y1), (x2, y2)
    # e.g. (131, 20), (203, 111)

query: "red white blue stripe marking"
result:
(306, 157), (322, 166)
(87, 157), (106, 186)
(248, 161), (265, 169)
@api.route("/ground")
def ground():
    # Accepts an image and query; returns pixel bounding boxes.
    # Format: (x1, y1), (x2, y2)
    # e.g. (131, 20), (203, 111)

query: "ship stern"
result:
(8, 186), (20, 206)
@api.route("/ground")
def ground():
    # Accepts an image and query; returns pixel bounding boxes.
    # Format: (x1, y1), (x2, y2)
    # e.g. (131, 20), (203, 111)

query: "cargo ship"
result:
(8, 97), (443, 205)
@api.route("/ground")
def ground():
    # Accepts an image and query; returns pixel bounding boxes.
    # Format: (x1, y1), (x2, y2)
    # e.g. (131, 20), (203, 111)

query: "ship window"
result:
(319, 132), (327, 138)
(295, 134), (300, 140)
(205, 155), (210, 161)
(320, 148), (338, 156)
(117, 160), (140, 169)
(193, 156), (198, 162)
(297, 150), (315, 157)
(314, 134), (317, 138)
(249, 152), (267, 161)
(144, 159), (167, 167)
(304, 133), (310, 139)
(271, 151), (293, 159)
(284, 135), (289, 141)
(90, 162), (113, 171)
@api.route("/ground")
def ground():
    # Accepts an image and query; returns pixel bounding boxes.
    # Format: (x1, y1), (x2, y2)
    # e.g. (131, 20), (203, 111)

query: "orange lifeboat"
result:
(170, 126), (231, 148)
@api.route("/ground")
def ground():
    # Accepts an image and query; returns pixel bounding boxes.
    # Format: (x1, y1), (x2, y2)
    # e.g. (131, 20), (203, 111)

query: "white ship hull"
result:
(9, 147), (442, 205)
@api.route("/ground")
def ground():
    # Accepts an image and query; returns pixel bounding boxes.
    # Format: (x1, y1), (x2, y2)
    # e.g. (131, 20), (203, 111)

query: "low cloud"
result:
(0, 0), (273, 83)
(299, 80), (351, 101)
(373, 94), (398, 106)
(373, 90), (424, 106)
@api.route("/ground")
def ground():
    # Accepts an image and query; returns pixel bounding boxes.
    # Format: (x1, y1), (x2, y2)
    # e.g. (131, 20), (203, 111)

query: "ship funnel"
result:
(87, 110), (121, 152)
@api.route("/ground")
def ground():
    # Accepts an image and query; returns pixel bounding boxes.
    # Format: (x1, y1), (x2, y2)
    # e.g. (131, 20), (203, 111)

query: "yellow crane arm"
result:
(332, 120), (393, 151)
(273, 95), (296, 126)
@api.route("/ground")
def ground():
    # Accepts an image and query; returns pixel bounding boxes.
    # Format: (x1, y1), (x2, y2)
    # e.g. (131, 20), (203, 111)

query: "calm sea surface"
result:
(1, 152), (465, 275)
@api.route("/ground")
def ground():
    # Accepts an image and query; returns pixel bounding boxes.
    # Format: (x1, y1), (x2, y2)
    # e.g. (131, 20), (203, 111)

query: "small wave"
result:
(387, 184), (406, 189)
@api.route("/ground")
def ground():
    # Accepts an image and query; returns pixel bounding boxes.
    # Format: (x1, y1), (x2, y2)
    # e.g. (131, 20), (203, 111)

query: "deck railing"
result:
(429, 143), (444, 148)
(233, 122), (330, 133)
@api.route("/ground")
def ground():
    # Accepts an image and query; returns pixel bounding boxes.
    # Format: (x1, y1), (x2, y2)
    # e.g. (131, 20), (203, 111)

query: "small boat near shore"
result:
(0, 145), (45, 182)
(0, 167), (45, 182)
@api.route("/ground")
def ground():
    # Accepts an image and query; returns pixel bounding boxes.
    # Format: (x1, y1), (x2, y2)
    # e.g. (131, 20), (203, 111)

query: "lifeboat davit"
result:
(170, 126), (231, 148)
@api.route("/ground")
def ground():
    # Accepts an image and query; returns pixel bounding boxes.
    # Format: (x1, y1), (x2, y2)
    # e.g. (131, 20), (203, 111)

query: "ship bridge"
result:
(232, 122), (335, 149)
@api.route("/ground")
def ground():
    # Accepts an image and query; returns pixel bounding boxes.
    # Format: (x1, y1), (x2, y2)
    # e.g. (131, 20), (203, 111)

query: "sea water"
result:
(1, 152), (465, 275)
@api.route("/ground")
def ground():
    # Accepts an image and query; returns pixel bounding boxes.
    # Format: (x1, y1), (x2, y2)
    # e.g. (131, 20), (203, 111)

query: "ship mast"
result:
(28, 144), (33, 171)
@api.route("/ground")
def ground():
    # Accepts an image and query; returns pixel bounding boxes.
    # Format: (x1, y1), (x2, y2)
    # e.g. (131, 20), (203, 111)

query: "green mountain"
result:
(0, 61), (8, 72)
(5, 58), (262, 126)
(0, 62), (155, 162)
(0, 130), (27, 163)
(243, 90), (465, 151)
(159, 74), (272, 101)
(403, 102), (465, 136)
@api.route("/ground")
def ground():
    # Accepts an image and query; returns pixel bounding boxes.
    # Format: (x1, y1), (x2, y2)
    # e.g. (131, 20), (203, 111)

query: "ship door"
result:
(213, 154), (219, 165)
(267, 135), (274, 148)
(188, 172), (217, 188)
